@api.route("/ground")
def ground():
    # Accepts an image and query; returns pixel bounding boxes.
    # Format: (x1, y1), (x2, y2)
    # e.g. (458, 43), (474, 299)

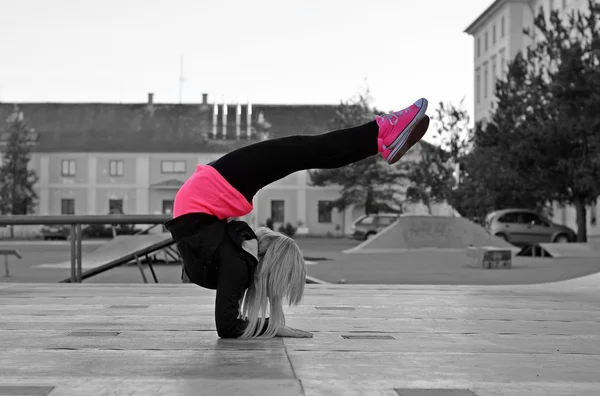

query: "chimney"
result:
(202, 93), (208, 105)
(246, 101), (252, 139)
(212, 99), (218, 138)
(236, 101), (241, 139)
(222, 97), (228, 139)
(147, 93), (154, 105)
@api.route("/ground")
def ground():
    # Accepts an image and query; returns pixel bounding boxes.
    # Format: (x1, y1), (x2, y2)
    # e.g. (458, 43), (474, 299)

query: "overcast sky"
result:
(0, 0), (492, 121)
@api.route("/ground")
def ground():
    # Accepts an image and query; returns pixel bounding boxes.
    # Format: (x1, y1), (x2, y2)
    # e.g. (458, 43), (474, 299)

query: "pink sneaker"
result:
(376, 98), (428, 151)
(380, 115), (430, 164)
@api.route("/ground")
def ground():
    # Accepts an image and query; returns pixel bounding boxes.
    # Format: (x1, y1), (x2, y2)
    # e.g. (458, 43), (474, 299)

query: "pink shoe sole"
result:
(386, 115), (430, 164)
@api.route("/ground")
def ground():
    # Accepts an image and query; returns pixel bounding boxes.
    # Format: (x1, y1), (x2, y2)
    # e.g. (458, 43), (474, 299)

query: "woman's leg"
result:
(211, 122), (377, 201)
(211, 98), (429, 202)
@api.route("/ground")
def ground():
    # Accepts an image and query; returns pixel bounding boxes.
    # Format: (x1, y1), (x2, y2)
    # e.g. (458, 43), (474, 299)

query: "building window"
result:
(61, 198), (75, 215)
(562, 0), (567, 9)
(499, 48), (506, 77)
(318, 201), (333, 224)
(162, 200), (174, 215)
(477, 37), (481, 57)
(501, 16), (505, 37)
(493, 24), (497, 45)
(271, 200), (284, 223)
(61, 159), (76, 177)
(485, 31), (488, 51)
(161, 160), (186, 174)
(109, 160), (124, 177)
(550, 0), (555, 10)
(109, 199), (124, 214)
(592, 200), (597, 227)
(492, 56), (497, 93)
(484, 63), (489, 99)
(476, 68), (481, 104)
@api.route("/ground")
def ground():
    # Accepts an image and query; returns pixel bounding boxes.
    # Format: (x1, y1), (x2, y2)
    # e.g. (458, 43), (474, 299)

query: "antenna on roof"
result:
(179, 55), (186, 104)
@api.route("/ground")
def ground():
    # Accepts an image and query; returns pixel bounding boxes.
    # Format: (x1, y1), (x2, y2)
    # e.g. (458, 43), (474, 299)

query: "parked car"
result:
(351, 213), (400, 241)
(40, 225), (70, 240)
(485, 209), (576, 245)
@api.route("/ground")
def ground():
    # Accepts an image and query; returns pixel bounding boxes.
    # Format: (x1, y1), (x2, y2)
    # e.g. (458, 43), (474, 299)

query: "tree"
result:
(456, 2), (600, 238)
(457, 53), (551, 222)
(309, 90), (406, 214)
(403, 100), (471, 214)
(522, 1), (600, 241)
(0, 108), (39, 216)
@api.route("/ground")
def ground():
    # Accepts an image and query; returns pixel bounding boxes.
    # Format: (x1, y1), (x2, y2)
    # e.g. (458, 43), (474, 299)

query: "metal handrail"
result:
(0, 214), (172, 226)
(0, 249), (22, 277)
(0, 214), (173, 283)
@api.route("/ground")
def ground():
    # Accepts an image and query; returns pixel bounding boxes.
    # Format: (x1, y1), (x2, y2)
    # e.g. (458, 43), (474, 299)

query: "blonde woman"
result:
(165, 99), (430, 338)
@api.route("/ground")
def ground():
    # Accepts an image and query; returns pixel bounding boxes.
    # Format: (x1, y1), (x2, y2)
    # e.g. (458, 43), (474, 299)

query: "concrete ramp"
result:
(524, 242), (600, 258)
(37, 234), (174, 270)
(346, 216), (518, 254)
(36, 234), (175, 282)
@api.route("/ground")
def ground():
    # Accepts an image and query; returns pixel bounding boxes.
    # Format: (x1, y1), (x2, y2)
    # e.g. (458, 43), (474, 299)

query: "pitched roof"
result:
(0, 102), (339, 153)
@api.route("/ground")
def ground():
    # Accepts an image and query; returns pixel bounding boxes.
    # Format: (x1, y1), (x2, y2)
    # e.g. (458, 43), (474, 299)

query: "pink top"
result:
(173, 165), (253, 220)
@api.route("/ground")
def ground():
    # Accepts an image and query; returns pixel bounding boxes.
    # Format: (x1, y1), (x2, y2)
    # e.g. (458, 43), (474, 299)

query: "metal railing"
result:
(0, 249), (22, 277)
(0, 214), (172, 282)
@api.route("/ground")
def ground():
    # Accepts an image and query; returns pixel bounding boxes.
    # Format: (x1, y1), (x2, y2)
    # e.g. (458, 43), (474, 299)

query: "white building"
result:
(465, 0), (590, 122)
(464, 0), (598, 238)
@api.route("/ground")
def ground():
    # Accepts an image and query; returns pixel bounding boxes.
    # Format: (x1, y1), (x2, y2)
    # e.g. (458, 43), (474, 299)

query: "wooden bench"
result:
(0, 249), (22, 277)
(467, 246), (512, 269)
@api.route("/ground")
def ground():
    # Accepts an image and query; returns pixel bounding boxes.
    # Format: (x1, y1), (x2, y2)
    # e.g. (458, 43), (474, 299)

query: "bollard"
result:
(70, 224), (77, 282)
(76, 224), (82, 282)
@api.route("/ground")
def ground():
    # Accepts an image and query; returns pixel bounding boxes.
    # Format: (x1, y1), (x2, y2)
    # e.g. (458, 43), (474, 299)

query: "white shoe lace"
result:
(380, 108), (411, 125)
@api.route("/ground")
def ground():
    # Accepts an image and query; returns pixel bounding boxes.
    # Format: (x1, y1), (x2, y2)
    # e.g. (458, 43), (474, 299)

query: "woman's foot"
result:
(376, 98), (428, 152)
(380, 115), (430, 164)
(376, 98), (429, 164)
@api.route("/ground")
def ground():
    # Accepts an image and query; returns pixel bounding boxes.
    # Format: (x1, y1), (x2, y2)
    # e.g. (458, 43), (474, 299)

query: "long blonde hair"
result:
(239, 227), (306, 338)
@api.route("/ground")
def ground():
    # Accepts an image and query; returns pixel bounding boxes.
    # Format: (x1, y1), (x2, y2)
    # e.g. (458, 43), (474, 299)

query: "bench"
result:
(0, 249), (22, 277)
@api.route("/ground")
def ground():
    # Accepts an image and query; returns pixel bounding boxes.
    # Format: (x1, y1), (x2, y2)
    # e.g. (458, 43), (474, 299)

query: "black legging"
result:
(210, 121), (379, 203)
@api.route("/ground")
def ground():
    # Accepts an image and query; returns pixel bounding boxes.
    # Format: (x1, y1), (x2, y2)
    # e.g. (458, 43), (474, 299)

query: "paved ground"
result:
(307, 251), (600, 285)
(0, 238), (359, 284)
(2, 238), (600, 285)
(1, 276), (599, 396)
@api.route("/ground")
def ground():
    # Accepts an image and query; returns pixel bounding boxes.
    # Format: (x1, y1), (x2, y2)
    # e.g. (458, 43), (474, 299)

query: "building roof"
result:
(464, 0), (530, 35)
(0, 101), (339, 153)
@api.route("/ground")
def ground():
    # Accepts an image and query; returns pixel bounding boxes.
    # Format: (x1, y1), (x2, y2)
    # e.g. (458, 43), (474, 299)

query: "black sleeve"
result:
(214, 239), (270, 338)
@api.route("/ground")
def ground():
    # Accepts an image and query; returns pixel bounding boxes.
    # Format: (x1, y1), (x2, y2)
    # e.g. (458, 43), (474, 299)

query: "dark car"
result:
(485, 209), (576, 245)
(40, 225), (70, 240)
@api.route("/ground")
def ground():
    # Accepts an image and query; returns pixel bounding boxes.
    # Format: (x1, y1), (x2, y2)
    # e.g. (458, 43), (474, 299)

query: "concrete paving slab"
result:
(1, 281), (599, 395)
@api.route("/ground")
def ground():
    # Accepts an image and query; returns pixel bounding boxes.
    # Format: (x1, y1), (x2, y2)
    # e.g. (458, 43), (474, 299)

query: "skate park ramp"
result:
(520, 241), (600, 258)
(346, 215), (519, 254)
(36, 234), (175, 280)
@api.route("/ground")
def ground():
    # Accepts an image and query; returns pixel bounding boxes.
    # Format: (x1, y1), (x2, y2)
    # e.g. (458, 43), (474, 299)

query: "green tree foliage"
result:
(456, 1), (600, 239)
(522, 0), (600, 241)
(404, 101), (471, 214)
(0, 110), (39, 215)
(309, 90), (406, 214)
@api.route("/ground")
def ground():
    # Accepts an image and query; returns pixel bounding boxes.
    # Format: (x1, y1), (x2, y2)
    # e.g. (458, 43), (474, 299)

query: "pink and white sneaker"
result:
(376, 98), (430, 164)
(380, 116), (430, 164)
